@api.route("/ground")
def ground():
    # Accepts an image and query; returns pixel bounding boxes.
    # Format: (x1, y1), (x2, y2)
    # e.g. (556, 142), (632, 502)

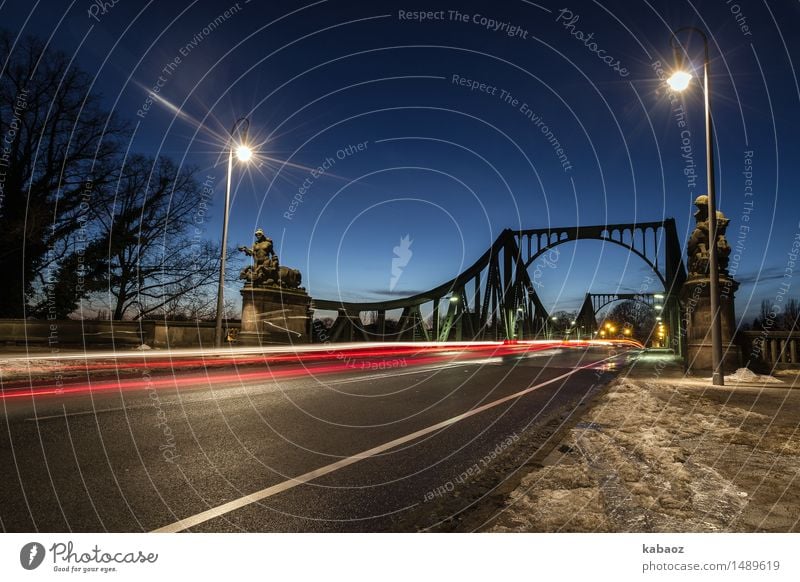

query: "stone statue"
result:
(687, 195), (731, 277)
(715, 211), (731, 276)
(239, 228), (278, 284)
(238, 228), (303, 289)
(687, 196), (710, 276)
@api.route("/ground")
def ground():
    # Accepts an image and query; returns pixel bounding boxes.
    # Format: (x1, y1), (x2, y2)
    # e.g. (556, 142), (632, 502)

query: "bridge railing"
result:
(0, 319), (241, 349)
(738, 330), (800, 368)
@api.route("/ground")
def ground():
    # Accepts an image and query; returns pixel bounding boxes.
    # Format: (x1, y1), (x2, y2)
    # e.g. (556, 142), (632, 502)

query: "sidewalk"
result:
(486, 353), (800, 532)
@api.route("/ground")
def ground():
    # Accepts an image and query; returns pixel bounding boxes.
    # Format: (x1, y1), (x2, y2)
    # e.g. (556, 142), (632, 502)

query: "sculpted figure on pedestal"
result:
(686, 195), (731, 278)
(238, 228), (303, 289)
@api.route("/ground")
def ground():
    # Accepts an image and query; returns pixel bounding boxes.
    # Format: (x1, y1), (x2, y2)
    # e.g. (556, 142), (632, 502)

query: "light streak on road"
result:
(0, 340), (640, 401)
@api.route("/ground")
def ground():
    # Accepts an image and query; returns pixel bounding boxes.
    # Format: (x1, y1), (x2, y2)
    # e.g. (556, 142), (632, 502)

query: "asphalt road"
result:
(0, 343), (631, 532)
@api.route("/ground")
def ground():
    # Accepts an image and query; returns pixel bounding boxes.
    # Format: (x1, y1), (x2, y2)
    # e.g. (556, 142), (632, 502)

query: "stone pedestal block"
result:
(680, 276), (740, 373)
(238, 286), (312, 345)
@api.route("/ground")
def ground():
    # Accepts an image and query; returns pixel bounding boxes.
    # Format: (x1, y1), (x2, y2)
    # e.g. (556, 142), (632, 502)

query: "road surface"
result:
(0, 342), (632, 532)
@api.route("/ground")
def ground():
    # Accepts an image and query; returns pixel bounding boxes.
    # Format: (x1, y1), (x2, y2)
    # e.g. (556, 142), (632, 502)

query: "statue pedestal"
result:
(680, 276), (740, 373)
(238, 286), (312, 345)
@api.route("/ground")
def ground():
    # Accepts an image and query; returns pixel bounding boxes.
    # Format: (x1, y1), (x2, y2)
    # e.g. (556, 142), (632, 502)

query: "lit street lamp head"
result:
(236, 144), (253, 162)
(667, 70), (692, 92)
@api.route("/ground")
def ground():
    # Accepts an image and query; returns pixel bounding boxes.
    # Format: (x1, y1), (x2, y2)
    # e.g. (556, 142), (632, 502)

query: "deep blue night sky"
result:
(5, 0), (799, 322)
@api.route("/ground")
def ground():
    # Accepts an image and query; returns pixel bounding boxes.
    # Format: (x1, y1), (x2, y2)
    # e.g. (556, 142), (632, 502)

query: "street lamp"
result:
(666, 71), (692, 92)
(235, 145), (253, 162)
(668, 27), (724, 386)
(215, 117), (253, 348)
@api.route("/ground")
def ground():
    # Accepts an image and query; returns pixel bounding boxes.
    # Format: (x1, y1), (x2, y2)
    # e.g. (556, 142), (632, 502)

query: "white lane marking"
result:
(152, 352), (623, 533)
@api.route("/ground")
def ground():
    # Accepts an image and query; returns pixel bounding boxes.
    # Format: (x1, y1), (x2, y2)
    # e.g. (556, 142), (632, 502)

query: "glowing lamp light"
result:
(654, 294), (664, 300)
(654, 305), (663, 310)
(667, 70), (692, 92)
(235, 145), (253, 162)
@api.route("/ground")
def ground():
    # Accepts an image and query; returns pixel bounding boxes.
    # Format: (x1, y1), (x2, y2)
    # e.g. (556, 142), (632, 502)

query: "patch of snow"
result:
(717, 368), (782, 384)
(488, 375), (781, 532)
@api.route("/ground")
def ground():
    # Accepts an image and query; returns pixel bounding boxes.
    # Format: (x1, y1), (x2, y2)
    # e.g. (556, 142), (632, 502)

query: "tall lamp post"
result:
(667, 27), (724, 386)
(214, 117), (253, 348)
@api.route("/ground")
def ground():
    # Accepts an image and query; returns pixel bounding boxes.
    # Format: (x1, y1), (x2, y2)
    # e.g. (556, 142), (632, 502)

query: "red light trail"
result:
(0, 340), (638, 401)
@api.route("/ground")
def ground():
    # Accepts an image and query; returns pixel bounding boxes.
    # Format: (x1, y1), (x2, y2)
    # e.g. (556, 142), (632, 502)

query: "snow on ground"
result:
(489, 373), (800, 532)
(714, 368), (783, 384)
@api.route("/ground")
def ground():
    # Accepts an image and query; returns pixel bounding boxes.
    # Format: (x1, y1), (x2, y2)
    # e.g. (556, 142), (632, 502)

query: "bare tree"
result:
(549, 310), (577, 333)
(606, 300), (656, 342)
(783, 298), (800, 332)
(89, 155), (219, 320)
(752, 299), (773, 331)
(0, 30), (126, 316)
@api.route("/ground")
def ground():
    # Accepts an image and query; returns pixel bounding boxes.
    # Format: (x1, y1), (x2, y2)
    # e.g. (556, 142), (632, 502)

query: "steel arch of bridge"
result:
(312, 219), (686, 344)
(575, 293), (658, 333)
(592, 293), (657, 314)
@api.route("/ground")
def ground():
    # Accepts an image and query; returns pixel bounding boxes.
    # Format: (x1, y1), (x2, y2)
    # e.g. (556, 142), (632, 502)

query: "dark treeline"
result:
(750, 298), (800, 332)
(0, 31), (222, 320)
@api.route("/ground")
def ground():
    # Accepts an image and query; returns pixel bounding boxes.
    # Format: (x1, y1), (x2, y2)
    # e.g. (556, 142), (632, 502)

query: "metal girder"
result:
(312, 219), (686, 343)
(328, 309), (369, 342)
(513, 219), (686, 292)
(590, 293), (656, 314)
